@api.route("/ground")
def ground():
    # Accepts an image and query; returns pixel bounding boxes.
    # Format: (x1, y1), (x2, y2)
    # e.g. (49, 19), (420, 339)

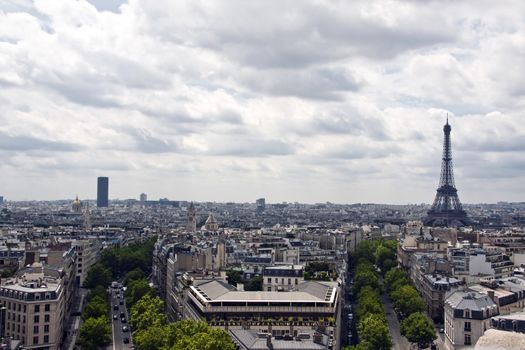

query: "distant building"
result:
(96, 177), (109, 207)
(203, 213), (218, 231)
(0, 196), (3, 205)
(71, 196), (82, 213)
(256, 198), (265, 212)
(187, 203), (196, 232)
(139, 193), (147, 202)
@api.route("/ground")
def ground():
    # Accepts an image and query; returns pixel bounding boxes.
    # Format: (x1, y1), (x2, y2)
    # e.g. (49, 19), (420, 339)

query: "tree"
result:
(226, 270), (243, 287)
(244, 275), (263, 291)
(384, 268), (410, 294)
(124, 267), (145, 286)
(130, 294), (166, 332)
(163, 320), (235, 350)
(353, 268), (380, 296)
(391, 285), (425, 318)
(355, 286), (384, 321)
(125, 278), (154, 307)
(133, 325), (167, 350)
(87, 285), (108, 303)
(400, 312), (437, 348)
(79, 316), (111, 350)
(84, 263), (112, 289)
(82, 296), (108, 321)
(357, 314), (393, 350)
(375, 244), (396, 273)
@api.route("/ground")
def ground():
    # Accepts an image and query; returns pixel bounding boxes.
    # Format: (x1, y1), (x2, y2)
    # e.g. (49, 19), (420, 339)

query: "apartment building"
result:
(0, 268), (65, 350)
(444, 291), (498, 350)
(72, 240), (100, 287)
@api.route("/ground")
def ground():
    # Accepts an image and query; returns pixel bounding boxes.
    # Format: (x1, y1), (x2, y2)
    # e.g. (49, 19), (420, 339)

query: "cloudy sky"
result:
(1, 0), (524, 203)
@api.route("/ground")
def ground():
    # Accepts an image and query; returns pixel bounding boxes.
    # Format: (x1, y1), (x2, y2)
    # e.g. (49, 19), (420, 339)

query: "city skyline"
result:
(1, 1), (524, 203)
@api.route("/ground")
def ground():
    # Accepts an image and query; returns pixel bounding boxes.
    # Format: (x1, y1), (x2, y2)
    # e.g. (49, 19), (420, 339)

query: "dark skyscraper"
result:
(424, 118), (469, 227)
(97, 177), (109, 207)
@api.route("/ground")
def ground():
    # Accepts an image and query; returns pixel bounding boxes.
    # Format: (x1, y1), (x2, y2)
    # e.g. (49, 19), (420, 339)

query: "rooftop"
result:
(191, 279), (337, 303)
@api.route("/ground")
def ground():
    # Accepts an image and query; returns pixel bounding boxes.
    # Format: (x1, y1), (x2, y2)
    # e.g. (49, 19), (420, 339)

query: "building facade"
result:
(96, 177), (109, 208)
(0, 269), (65, 350)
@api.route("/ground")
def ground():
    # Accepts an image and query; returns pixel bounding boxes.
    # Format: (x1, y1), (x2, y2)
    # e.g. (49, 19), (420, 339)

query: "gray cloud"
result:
(0, 132), (82, 152)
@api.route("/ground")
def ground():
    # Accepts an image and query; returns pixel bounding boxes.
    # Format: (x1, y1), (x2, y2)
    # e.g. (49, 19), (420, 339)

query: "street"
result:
(108, 284), (134, 350)
(382, 293), (411, 350)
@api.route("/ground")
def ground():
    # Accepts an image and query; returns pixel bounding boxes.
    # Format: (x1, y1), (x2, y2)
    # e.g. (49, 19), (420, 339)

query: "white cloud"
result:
(0, 0), (524, 203)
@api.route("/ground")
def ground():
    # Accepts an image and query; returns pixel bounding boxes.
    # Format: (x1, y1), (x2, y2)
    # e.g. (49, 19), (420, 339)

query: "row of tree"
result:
(83, 238), (156, 290)
(79, 238), (156, 349)
(130, 294), (236, 350)
(346, 240), (396, 350)
(385, 267), (437, 348)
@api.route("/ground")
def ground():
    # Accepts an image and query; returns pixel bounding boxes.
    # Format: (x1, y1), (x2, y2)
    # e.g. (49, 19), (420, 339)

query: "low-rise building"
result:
(182, 278), (340, 339)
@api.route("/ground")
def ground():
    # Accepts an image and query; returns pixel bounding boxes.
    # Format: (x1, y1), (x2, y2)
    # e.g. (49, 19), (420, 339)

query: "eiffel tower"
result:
(424, 118), (469, 227)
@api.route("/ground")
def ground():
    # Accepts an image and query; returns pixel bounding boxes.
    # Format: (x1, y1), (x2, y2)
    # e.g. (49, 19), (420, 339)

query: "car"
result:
(119, 300), (124, 305)
(439, 328), (445, 333)
(121, 317), (126, 323)
(113, 305), (119, 311)
(117, 294), (121, 299)
(120, 312), (125, 318)
(123, 338), (130, 344)
(113, 314), (118, 320)
(122, 326), (129, 332)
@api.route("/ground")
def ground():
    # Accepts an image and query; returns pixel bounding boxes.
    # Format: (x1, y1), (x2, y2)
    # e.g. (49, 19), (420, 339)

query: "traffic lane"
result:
(113, 289), (133, 349)
(110, 291), (127, 350)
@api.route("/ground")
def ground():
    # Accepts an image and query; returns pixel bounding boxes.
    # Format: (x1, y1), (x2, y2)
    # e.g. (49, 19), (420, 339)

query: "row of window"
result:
(5, 322), (50, 333)
(6, 312), (51, 323)
(266, 278), (299, 285)
(5, 302), (51, 313)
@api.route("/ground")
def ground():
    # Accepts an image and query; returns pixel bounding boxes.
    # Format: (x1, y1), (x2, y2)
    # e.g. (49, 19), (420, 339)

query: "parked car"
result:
(113, 314), (118, 320)
(123, 338), (130, 344)
(121, 317), (126, 323)
(119, 300), (124, 305)
(113, 305), (119, 311)
(122, 326), (129, 332)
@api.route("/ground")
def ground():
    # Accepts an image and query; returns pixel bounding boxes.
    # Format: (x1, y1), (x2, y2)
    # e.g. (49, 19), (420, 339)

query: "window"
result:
(34, 305), (40, 313)
(34, 315), (39, 323)
(44, 325), (49, 333)
(33, 336), (39, 345)
(34, 326), (39, 334)
(267, 278), (272, 283)
(44, 315), (50, 322)
(464, 309), (471, 318)
(464, 321), (471, 331)
(267, 286), (272, 291)
(44, 335), (49, 343)
(295, 279), (298, 285)
(44, 304), (50, 312)
(464, 334), (471, 345)
(288, 278), (291, 285)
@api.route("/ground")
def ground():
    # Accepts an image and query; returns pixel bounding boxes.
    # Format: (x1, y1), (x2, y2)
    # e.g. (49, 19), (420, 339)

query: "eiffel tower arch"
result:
(423, 118), (469, 227)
